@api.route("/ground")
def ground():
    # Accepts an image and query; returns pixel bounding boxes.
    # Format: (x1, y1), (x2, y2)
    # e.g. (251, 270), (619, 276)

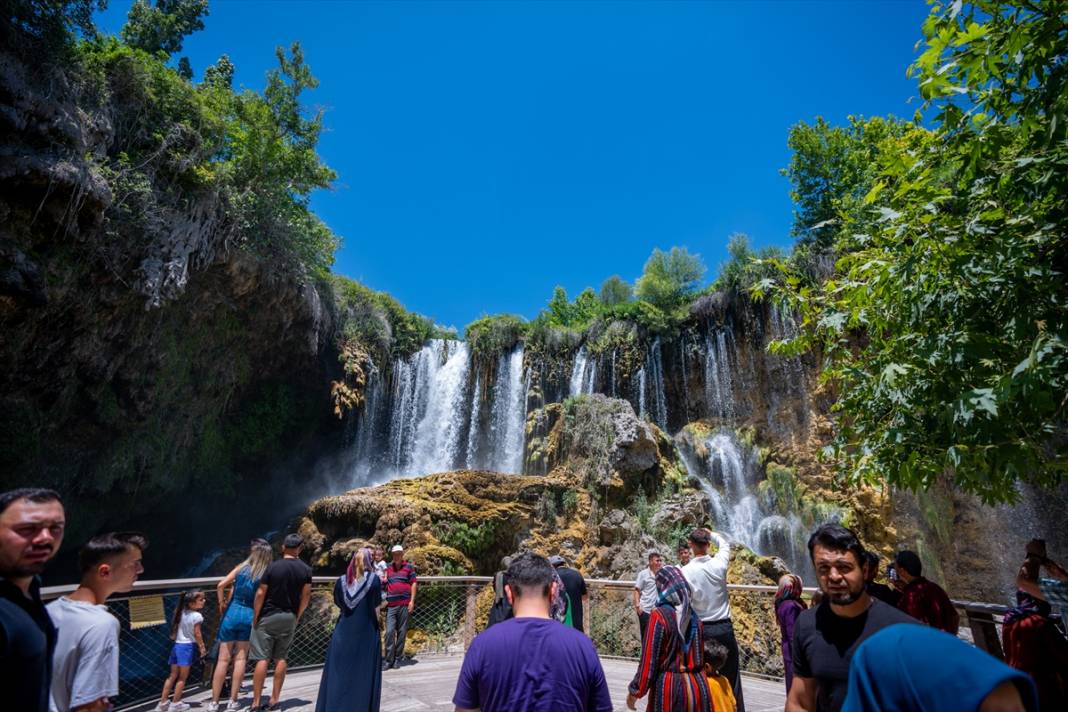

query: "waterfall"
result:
(485, 346), (527, 474)
(409, 341), (472, 476)
(569, 347), (596, 396)
(680, 429), (812, 578)
(704, 327), (737, 419)
(649, 338), (668, 429)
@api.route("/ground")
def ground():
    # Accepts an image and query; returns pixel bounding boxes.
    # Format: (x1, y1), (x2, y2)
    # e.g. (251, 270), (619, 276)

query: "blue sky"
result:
(96, 1), (931, 331)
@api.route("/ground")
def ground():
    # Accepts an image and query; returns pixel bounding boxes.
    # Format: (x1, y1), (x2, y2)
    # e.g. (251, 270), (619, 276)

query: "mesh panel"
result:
(66, 578), (1004, 709)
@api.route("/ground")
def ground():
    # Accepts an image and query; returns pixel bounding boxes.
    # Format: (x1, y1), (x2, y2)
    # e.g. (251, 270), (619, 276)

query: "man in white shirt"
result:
(682, 528), (744, 712)
(48, 532), (147, 712)
(632, 551), (662, 642)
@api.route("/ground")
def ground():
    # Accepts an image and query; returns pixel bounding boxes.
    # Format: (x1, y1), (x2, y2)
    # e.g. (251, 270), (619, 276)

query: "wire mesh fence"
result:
(41, 576), (1013, 709)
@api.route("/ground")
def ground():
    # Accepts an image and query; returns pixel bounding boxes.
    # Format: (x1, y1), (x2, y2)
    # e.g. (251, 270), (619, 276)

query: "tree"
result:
(202, 53), (234, 88)
(599, 275), (633, 306)
(784, 115), (914, 250)
(635, 247), (705, 310)
(121, 0), (207, 56)
(2, 0), (105, 55)
(768, 0), (1068, 503)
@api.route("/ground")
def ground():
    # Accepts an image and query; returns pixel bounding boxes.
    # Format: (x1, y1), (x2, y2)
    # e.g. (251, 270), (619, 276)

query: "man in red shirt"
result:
(894, 550), (959, 634)
(382, 544), (417, 671)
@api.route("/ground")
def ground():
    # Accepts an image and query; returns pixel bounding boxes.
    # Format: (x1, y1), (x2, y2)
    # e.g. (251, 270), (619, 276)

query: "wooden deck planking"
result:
(125, 655), (786, 711)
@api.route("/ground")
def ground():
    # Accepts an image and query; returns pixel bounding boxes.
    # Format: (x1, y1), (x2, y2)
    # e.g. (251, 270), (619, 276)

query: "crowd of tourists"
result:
(3, 486), (1067, 712)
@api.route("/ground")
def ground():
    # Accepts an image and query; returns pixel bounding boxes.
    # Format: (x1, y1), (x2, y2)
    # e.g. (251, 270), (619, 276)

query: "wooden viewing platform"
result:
(123, 655), (787, 711)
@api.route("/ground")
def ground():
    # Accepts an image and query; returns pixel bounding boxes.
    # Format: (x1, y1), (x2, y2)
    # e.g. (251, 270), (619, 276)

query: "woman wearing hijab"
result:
(315, 548), (383, 712)
(1002, 590), (1068, 710)
(842, 623), (1037, 712)
(626, 566), (712, 712)
(774, 573), (806, 693)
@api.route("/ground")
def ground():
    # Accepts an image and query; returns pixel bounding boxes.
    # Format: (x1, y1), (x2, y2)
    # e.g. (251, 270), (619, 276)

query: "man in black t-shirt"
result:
(550, 555), (589, 633)
(787, 524), (917, 712)
(863, 551), (901, 607)
(0, 488), (65, 712)
(250, 533), (313, 711)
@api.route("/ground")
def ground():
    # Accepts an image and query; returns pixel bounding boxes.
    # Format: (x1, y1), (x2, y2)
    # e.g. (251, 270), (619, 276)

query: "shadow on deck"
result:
(123, 655), (787, 712)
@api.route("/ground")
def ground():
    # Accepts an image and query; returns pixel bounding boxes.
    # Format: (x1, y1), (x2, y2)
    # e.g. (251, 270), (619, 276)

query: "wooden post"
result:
(967, 610), (1004, 660)
(464, 583), (478, 649)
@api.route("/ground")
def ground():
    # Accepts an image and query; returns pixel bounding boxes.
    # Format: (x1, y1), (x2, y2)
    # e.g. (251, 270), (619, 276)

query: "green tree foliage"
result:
(714, 233), (784, 292)
(2, 0), (104, 54)
(599, 275), (633, 306)
(768, 0), (1068, 503)
(635, 246), (706, 310)
(465, 315), (526, 357)
(120, 0), (207, 56)
(331, 276), (442, 362)
(784, 116), (913, 248)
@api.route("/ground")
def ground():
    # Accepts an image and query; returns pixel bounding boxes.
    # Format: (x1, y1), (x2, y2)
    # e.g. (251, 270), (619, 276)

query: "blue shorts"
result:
(169, 642), (197, 667)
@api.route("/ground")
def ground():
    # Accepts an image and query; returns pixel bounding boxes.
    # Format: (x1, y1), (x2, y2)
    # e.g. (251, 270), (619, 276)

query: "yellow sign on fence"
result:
(128, 595), (166, 630)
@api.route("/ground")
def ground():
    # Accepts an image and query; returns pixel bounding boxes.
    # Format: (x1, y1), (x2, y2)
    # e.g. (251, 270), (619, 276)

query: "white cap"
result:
(391, 545), (404, 553)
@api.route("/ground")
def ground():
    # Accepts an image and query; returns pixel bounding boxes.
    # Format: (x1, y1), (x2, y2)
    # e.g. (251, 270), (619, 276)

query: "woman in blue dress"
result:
(316, 547), (383, 712)
(207, 540), (273, 712)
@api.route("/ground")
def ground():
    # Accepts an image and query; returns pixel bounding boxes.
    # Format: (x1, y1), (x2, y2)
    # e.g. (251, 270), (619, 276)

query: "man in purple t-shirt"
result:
(453, 553), (612, 712)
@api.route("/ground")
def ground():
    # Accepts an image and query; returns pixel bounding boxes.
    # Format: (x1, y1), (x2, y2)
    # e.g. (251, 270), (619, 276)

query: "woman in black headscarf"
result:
(315, 548), (383, 712)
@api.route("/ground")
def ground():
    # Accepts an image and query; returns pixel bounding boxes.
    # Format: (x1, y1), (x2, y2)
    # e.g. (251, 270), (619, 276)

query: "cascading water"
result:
(482, 346), (528, 474)
(704, 327), (737, 420)
(569, 347), (596, 396)
(680, 429), (812, 578)
(648, 338), (668, 429)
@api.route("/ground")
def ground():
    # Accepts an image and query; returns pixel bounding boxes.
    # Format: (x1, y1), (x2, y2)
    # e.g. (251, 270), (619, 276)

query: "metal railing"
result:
(40, 577), (1022, 709)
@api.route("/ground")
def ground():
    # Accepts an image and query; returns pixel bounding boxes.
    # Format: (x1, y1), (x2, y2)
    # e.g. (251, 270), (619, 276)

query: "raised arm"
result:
(710, 531), (731, 565)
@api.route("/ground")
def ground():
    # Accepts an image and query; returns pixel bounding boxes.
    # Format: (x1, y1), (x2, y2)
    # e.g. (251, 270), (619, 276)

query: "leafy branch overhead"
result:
(763, 0), (1068, 503)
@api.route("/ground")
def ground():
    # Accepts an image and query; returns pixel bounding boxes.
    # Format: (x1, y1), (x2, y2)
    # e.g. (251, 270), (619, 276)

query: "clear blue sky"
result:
(96, 0), (930, 331)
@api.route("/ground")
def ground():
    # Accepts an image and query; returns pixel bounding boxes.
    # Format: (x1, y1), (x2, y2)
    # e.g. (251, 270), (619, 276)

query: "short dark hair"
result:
(647, 550), (662, 562)
(688, 528), (711, 546)
(895, 550), (922, 577)
(505, 552), (554, 600)
(807, 523), (866, 564)
(677, 540), (690, 552)
(0, 488), (62, 515)
(703, 639), (728, 671)
(283, 533), (304, 549)
(864, 551), (879, 569)
(79, 532), (148, 574)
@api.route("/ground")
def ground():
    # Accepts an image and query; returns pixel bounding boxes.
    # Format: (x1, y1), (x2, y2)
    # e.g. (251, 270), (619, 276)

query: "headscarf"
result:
(341, 547), (375, 610)
(774, 574), (807, 610)
(1002, 589), (1052, 626)
(655, 565), (699, 653)
(841, 624), (1037, 712)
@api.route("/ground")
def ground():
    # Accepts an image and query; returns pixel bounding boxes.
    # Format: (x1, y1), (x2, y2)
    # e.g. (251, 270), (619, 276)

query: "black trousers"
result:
(704, 618), (745, 712)
(638, 611), (650, 643)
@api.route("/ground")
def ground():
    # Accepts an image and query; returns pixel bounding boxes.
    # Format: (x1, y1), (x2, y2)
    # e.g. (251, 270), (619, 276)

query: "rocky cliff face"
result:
(0, 49), (342, 555)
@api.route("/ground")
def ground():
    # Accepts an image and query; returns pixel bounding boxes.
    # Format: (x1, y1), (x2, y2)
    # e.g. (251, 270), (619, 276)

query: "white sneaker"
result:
(206, 704), (219, 712)
(155, 704), (169, 712)
(225, 702), (243, 711)
(170, 704), (190, 712)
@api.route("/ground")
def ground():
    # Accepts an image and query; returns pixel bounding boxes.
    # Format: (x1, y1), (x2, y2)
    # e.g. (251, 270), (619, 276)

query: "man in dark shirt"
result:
(894, 550), (959, 634)
(250, 533), (312, 711)
(0, 488), (65, 712)
(550, 555), (589, 633)
(863, 552), (900, 607)
(453, 552), (612, 712)
(787, 524), (916, 712)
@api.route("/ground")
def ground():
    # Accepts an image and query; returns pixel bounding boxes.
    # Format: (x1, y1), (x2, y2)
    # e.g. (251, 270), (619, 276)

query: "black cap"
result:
(283, 533), (304, 549)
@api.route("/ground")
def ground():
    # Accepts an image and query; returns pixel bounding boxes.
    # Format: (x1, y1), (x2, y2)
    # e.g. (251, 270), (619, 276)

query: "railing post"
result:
(464, 583), (478, 649)
(966, 610), (1005, 660)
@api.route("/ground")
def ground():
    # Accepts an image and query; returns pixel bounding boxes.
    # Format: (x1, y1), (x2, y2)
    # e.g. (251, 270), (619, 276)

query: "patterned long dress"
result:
(629, 603), (713, 712)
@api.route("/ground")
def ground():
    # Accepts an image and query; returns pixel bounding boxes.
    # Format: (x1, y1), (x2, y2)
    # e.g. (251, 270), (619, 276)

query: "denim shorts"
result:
(169, 642), (197, 666)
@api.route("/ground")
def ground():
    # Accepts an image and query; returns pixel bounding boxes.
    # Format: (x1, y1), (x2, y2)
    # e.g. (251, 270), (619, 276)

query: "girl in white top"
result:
(156, 590), (207, 711)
